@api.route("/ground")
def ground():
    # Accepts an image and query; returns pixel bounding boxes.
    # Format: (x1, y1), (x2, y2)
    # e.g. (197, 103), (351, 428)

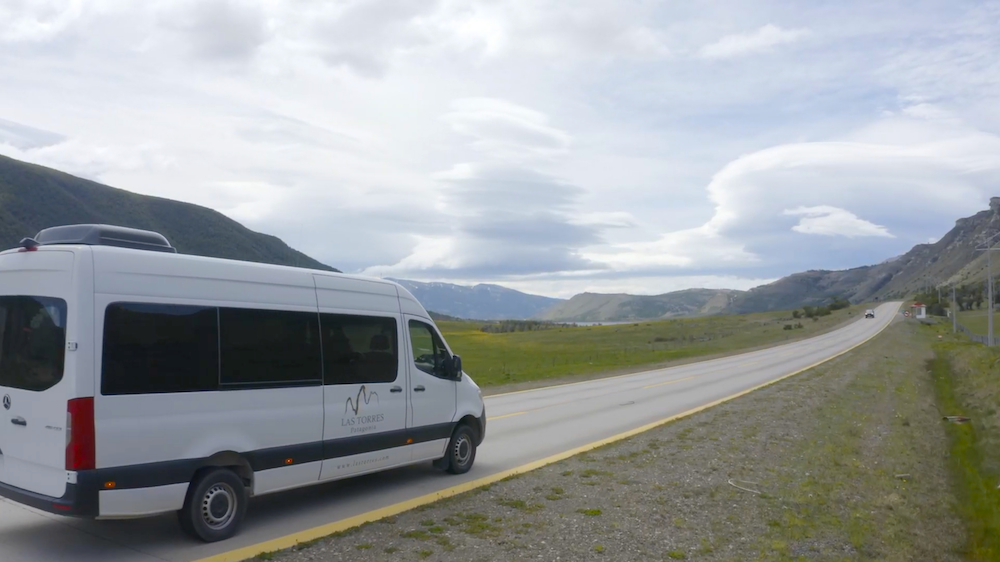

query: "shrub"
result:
(792, 310), (802, 319)
(783, 324), (793, 331)
(828, 296), (851, 311)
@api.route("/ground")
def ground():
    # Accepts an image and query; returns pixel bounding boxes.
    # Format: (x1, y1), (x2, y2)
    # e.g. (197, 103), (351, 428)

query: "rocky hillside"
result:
(390, 279), (563, 320)
(727, 198), (1000, 313)
(537, 288), (742, 322)
(0, 154), (337, 271)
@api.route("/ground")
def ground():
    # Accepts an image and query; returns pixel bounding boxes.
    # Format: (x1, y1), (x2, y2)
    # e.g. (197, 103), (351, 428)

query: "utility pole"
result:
(953, 284), (958, 333)
(975, 231), (1000, 346)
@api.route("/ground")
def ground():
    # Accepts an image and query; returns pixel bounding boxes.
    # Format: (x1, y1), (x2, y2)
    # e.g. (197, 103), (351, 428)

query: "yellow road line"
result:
(489, 411), (528, 420)
(642, 374), (700, 389)
(193, 306), (898, 562)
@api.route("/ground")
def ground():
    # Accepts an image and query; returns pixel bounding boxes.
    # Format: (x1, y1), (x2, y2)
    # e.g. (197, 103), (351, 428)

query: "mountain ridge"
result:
(726, 198), (1000, 313)
(0, 154), (338, 272)
(536, 288), (743, 322)
(389, 278), (562, 320)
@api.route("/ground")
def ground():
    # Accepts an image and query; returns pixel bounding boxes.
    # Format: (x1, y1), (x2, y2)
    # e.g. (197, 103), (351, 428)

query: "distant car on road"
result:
(865, 309), (875, 318)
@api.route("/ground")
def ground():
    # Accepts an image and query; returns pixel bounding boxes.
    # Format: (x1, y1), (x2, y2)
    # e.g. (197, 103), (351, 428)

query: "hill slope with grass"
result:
(0, 154), (337, 271)
(536, 288), (743, 322)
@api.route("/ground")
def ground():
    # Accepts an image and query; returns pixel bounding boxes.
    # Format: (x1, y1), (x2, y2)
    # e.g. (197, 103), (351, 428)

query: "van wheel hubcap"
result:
(201, 483), (237, 530)
(454, 434), (472, 466)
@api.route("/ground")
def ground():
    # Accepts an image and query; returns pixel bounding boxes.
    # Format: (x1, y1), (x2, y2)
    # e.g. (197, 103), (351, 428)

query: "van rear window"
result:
(0, 296), (67, 392)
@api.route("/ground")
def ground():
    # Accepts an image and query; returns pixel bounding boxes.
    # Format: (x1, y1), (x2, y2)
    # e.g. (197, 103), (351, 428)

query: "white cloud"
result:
(443, 98), (572, 161)
(0, 0), (86, 43)
(699, 24), (808, 59)
(0, 118), (65, 149)
(156, 0), (270, 62)
(1, 137), (174, 181)
(423, 0), (671, 61)
(783, 205), (894, 238)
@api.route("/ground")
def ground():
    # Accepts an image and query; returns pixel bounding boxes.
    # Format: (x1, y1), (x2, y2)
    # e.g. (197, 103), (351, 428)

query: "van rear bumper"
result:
(0, 472), (99, 517)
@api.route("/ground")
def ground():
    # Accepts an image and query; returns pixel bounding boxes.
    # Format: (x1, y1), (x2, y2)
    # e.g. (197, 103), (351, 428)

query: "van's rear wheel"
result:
(178, 468), (247, 542)
(444, 425), (477, 474)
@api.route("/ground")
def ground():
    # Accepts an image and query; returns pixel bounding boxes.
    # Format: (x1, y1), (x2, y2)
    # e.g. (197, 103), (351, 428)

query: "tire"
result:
(445, 425), (477, 475)
(177, 468), (248, 543)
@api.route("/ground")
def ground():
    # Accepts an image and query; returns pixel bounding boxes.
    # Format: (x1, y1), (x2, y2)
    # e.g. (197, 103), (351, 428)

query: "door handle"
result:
(10, 417), (26, 427)
(390, 386), (403, 393)
(414, 386), (426, 392)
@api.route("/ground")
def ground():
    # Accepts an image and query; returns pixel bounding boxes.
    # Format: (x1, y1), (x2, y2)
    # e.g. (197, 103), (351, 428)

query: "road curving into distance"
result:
(0, 302), (902, 562)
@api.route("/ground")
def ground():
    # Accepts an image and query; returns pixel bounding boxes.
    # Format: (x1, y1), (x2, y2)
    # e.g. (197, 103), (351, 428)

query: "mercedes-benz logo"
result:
(2, 394), (10, 410)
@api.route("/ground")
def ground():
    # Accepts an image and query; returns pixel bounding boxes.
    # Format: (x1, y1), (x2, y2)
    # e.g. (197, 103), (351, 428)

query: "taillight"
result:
(66, 398), (95, 471)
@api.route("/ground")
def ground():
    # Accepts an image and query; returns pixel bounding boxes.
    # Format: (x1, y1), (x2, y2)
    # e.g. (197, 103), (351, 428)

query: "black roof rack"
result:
(31, 224), (177, 253)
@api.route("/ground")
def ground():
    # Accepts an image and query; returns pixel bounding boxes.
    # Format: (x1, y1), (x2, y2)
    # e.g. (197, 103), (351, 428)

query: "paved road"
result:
(0, 303), (900, 562)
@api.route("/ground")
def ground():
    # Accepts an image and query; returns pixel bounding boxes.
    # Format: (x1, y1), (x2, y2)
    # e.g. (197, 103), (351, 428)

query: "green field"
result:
(957, 309), (995, 335)
(437, 306), (863, 388)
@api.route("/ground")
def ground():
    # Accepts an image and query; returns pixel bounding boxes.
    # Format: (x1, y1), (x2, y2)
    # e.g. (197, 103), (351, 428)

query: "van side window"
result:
(102, 303), (218, 395)
(321, 314), (398, 385)
(0, 296), (67, 392)
(407, 320), (449, 379)
(219, 308), (322, 388)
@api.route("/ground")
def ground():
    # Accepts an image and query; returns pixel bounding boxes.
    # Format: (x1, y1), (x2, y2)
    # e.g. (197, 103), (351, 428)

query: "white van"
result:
(0, 225), (486, 542)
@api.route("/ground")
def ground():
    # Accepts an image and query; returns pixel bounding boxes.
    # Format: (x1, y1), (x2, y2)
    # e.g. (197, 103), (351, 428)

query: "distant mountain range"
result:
(535, 289), (742, 322)
(389, 279), (562, 320)
(0, 154), (336, 271)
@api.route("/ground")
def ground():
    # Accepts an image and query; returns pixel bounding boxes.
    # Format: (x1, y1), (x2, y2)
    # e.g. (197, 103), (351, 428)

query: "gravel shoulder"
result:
(262, 320), (965, 562)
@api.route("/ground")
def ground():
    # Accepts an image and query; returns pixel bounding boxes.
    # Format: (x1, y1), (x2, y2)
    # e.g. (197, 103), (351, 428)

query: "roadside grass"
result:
(957, 309), (995, 336)
(437, 305), (864, 387)
(930, 326), (1000, 560)
(744, 321), (960, 560)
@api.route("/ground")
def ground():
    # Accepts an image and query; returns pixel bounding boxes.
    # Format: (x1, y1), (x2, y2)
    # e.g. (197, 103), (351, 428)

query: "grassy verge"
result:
(438, 305), (864, 388)
(957, 309), (997, 336)
(266, 319), (967, 562)
(929, 325), (1000, 560)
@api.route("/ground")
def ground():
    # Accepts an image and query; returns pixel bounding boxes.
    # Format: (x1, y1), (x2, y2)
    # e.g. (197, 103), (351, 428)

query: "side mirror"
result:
(449, 355), (463, 379)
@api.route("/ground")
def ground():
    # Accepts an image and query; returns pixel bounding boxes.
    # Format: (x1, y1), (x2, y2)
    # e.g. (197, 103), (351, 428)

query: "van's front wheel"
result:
(178, 468), (248, 542)
(444, 425), (477, 475)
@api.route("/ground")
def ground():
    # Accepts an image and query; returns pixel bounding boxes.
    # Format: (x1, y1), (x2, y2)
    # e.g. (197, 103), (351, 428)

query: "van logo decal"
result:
(345, 385), (379, 416)
(2, 395), (9, 410)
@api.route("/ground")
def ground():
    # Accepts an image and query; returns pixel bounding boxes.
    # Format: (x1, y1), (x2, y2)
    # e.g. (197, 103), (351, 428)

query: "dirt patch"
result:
(265, 321), (964, 562)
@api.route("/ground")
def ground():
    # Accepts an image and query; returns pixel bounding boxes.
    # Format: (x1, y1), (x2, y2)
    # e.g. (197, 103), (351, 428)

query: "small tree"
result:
(792, 310), (802, 319)
(828, 296), (850, 311)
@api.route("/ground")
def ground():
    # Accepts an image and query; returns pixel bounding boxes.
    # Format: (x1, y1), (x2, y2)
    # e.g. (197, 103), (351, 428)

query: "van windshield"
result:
(0, 296), (68, 392)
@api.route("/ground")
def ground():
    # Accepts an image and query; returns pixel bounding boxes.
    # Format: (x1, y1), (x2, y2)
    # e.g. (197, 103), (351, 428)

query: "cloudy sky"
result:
(2, 0), (1000, 298)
